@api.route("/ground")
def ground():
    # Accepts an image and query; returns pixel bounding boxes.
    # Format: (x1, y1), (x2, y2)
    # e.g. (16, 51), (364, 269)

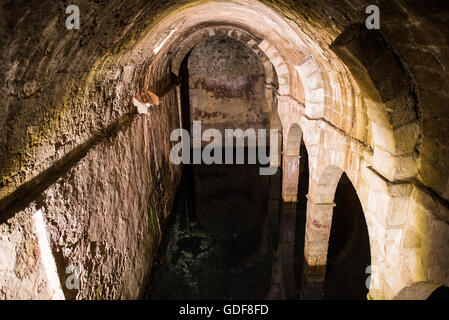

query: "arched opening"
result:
(323, 172), (371, 300)
(146, 34), (280, 299)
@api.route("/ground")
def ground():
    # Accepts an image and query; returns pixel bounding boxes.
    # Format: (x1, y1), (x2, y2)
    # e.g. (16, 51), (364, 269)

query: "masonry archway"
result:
(323, 172), (371, 300)
(303, 167), (372, 299)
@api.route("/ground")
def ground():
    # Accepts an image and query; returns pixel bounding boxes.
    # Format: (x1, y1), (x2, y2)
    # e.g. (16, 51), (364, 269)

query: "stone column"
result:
(282, 155), (301, 202)
(303, 195), (335, 282)
(300, 196), (335, 299)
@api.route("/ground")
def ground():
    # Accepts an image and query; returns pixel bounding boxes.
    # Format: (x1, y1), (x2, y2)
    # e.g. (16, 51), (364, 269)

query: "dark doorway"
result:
(323, 172), (371, 300)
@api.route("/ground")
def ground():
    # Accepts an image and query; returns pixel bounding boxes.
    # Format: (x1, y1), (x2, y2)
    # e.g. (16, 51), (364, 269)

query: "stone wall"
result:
(0, 91), (182, 299)
(187, 36), (269, 145)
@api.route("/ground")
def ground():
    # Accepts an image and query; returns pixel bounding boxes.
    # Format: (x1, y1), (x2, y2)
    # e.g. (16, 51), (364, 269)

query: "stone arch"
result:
(285, 124), (302, 157)
(270, 109), (283, 168)
(303, 156), (416, 300)
(128, 1), (413, 218)
(167, 24), (285, 137)
(0, 0), (414, 217)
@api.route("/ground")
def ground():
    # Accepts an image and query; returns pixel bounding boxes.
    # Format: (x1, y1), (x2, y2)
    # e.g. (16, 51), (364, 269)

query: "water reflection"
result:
(145, 163), (294, 300)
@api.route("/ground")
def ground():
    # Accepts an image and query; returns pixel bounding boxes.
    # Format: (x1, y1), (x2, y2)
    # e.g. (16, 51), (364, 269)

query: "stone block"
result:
(403, 229), (422, 248)
(418, 158), (448, 198)
(393, 122), (420, 156)
(373, 146), (417, 181)
(387, 200), (409, 227)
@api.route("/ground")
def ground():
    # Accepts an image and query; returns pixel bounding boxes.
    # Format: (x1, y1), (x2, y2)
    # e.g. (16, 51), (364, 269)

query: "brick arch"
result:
(170, 25), (282, 93)
(303, 164), (343, 283)
(257, 40), (290, 97)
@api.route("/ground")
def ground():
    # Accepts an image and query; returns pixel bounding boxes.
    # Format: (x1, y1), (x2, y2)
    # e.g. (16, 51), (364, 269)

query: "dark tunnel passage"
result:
(145, 35), (373, 300)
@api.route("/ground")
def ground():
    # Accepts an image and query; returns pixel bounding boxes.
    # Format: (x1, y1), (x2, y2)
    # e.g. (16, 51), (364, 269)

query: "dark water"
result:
(145, 146), (371, 300)
(145, 164), (283, 300)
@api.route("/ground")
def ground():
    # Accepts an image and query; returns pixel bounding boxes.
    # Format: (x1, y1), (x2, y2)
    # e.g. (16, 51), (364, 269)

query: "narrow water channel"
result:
(145, 163), (286, 299)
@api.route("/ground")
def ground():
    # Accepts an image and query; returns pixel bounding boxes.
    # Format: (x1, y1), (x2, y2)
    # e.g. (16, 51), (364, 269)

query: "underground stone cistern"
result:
(1, 0), (449, 300)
